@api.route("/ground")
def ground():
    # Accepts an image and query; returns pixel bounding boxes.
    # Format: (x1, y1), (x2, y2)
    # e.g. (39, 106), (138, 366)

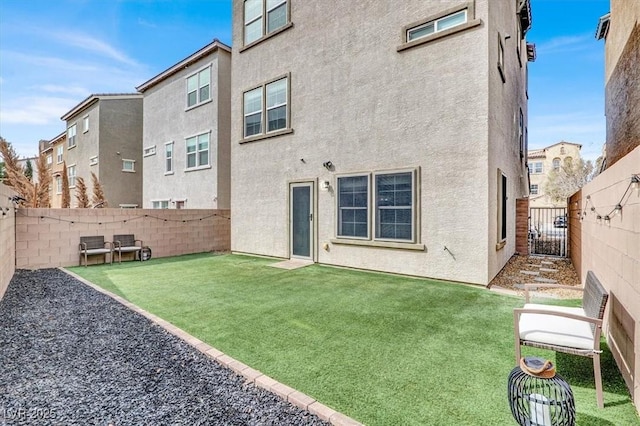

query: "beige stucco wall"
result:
(0, 184), (17, 300)
(578, 145), (640, 407)
(15, 208), (230, 269)
(231, 0), (528, 285)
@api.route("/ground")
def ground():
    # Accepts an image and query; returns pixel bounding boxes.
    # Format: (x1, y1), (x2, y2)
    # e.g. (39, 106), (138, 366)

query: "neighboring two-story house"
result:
(230, 0), (533, 285)
(47, 132), (67, 208)
(136, 40), (232, 209)
(528, 141), (583, 207)
(60, 94), (143, 208)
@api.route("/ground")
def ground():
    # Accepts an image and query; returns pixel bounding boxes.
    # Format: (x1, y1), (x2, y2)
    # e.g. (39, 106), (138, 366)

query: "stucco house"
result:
(231, 0), (534, 285)
(136, 39), (232, 210)
(38, 132), (66, 208)
(528, 141), (583, 208)
(61, 94), (143, 208)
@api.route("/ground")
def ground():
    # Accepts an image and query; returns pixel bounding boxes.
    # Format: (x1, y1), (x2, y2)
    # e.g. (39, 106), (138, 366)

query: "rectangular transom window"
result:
(152, 200), (169, 209)
(186, 133), (209, 169)
(336, 169), (417, 243)
(244, 76), (288, 138)
(186, 66), (211, 108)
(244, 0), (288, 45)
(67, 124), (77, 148)
(143, 146), (156, 157)
(407, 9), (467, 42)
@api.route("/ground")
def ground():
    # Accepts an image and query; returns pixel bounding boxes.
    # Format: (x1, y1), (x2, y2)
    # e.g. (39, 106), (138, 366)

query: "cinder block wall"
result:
(0, 184), (17, 300)
(575, 145), (640, 408)
(15, 209), (230, 268)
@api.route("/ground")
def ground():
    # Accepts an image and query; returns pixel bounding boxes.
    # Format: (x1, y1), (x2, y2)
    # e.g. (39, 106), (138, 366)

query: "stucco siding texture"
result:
(142, 50), (230, 209)
(231, 0), (526, 285)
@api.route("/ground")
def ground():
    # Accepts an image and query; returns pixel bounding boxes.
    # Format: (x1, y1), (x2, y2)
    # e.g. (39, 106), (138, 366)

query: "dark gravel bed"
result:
(0, 269), (329, 426)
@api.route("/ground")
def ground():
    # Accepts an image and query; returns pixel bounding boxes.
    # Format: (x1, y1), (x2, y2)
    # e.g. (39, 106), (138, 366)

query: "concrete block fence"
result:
(15, 208), (231, 269)
(0, 184), (17, 300)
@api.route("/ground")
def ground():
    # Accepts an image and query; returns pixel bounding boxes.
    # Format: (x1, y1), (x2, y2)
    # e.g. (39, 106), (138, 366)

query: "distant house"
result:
(528, 141), (583, 207)
(136, 40), (232, 209)
(60, 94), (143, 208)
(230, 0), (534, 285)
(38, 133), (67, 207)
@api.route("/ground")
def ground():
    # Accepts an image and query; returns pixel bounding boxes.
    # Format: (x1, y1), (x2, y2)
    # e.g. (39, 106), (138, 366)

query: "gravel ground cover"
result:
(489, 254), (582, 298)
(0, 269), (329, 426)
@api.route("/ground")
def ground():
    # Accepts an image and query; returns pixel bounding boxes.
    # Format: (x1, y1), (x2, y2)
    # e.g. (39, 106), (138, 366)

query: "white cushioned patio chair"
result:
(513, 271), (609, 408)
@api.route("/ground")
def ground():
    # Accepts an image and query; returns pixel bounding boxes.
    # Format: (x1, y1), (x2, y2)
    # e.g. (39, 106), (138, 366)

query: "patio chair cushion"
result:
(83, 248), (111, 255)
(519, 304), (594, 350)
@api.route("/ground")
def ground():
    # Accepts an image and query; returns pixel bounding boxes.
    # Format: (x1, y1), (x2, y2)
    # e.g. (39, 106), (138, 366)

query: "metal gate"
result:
(529, 207), (567, 257)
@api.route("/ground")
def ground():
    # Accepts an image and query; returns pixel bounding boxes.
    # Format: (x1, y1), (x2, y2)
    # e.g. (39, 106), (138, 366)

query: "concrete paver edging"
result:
(61, 267), (363, 426)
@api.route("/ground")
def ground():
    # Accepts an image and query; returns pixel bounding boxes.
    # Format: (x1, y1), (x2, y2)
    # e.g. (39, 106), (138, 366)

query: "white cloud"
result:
(49, 31), (139, 67)
(33, 84), (89, 97)
(535, 34), (594, 55)
(0, 96), (75, 125)
(2, 50), (101, 73)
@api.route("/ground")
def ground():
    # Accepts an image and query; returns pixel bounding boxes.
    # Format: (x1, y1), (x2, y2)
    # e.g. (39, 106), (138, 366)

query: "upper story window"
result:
(46, 154), (52, 165)
(398, 3), (480, 52)
(67, 164), (76, 187)
(68, 124), (77, 148)
(56, 145), (64, 163)
(244, 0), (288, 45)
(407, 9), (467, 42)
(152, 200), (169, 209)
(186, 66), (211, 108)
(165, 142), (174, 174)
(518, 108), (524, 158)
(90, 156), (98, 166)
(531, 162), (543, 174)
(243, 76), (289, 139)
(186, 133), (209, 169)
(143, 146), (156, 157)
(552, 158), (561, 171)
(560, 146), (566, 155)
(83, 115), (89, 133)
(530, 184), (538, 195)
(122, 159), (135, 172)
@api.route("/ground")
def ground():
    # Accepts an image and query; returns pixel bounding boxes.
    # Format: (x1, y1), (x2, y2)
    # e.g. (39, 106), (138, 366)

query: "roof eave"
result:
(136, 39), (231, 93)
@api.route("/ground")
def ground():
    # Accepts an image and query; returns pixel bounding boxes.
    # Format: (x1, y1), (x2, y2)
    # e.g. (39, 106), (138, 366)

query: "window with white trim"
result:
(531, 162), (543, 174)
(530, 184), (538, 195)
(165, 142), (173, 174)
(186, 133), (209, 169)
(68, 124), (77, 148)
(90, 156), (98, 166)
(122, 159), (135, 172)
(83, 115), (89, 133)
(143, 146), (156, 157)
(46, 154), (52, 165)
(407, 9), (467, 42)
(68, 164), (76, 187)
(552, 158), (561, 171)
(244, 76), (288, 138)
(244, 0), (288, 45)
(186, 66), (211, 108)
(152, 200), (169, 209)
(55, 176), (62, 194)
(336, 169), (417, 243)
(56, 145), (63, 163)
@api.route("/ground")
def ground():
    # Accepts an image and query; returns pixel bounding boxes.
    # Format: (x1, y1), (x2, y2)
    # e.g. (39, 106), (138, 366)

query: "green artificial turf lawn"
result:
(68, 253), (639, 426)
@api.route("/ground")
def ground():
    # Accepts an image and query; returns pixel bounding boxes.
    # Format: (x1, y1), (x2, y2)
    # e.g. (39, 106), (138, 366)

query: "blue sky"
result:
(0, 0), (609, 161)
